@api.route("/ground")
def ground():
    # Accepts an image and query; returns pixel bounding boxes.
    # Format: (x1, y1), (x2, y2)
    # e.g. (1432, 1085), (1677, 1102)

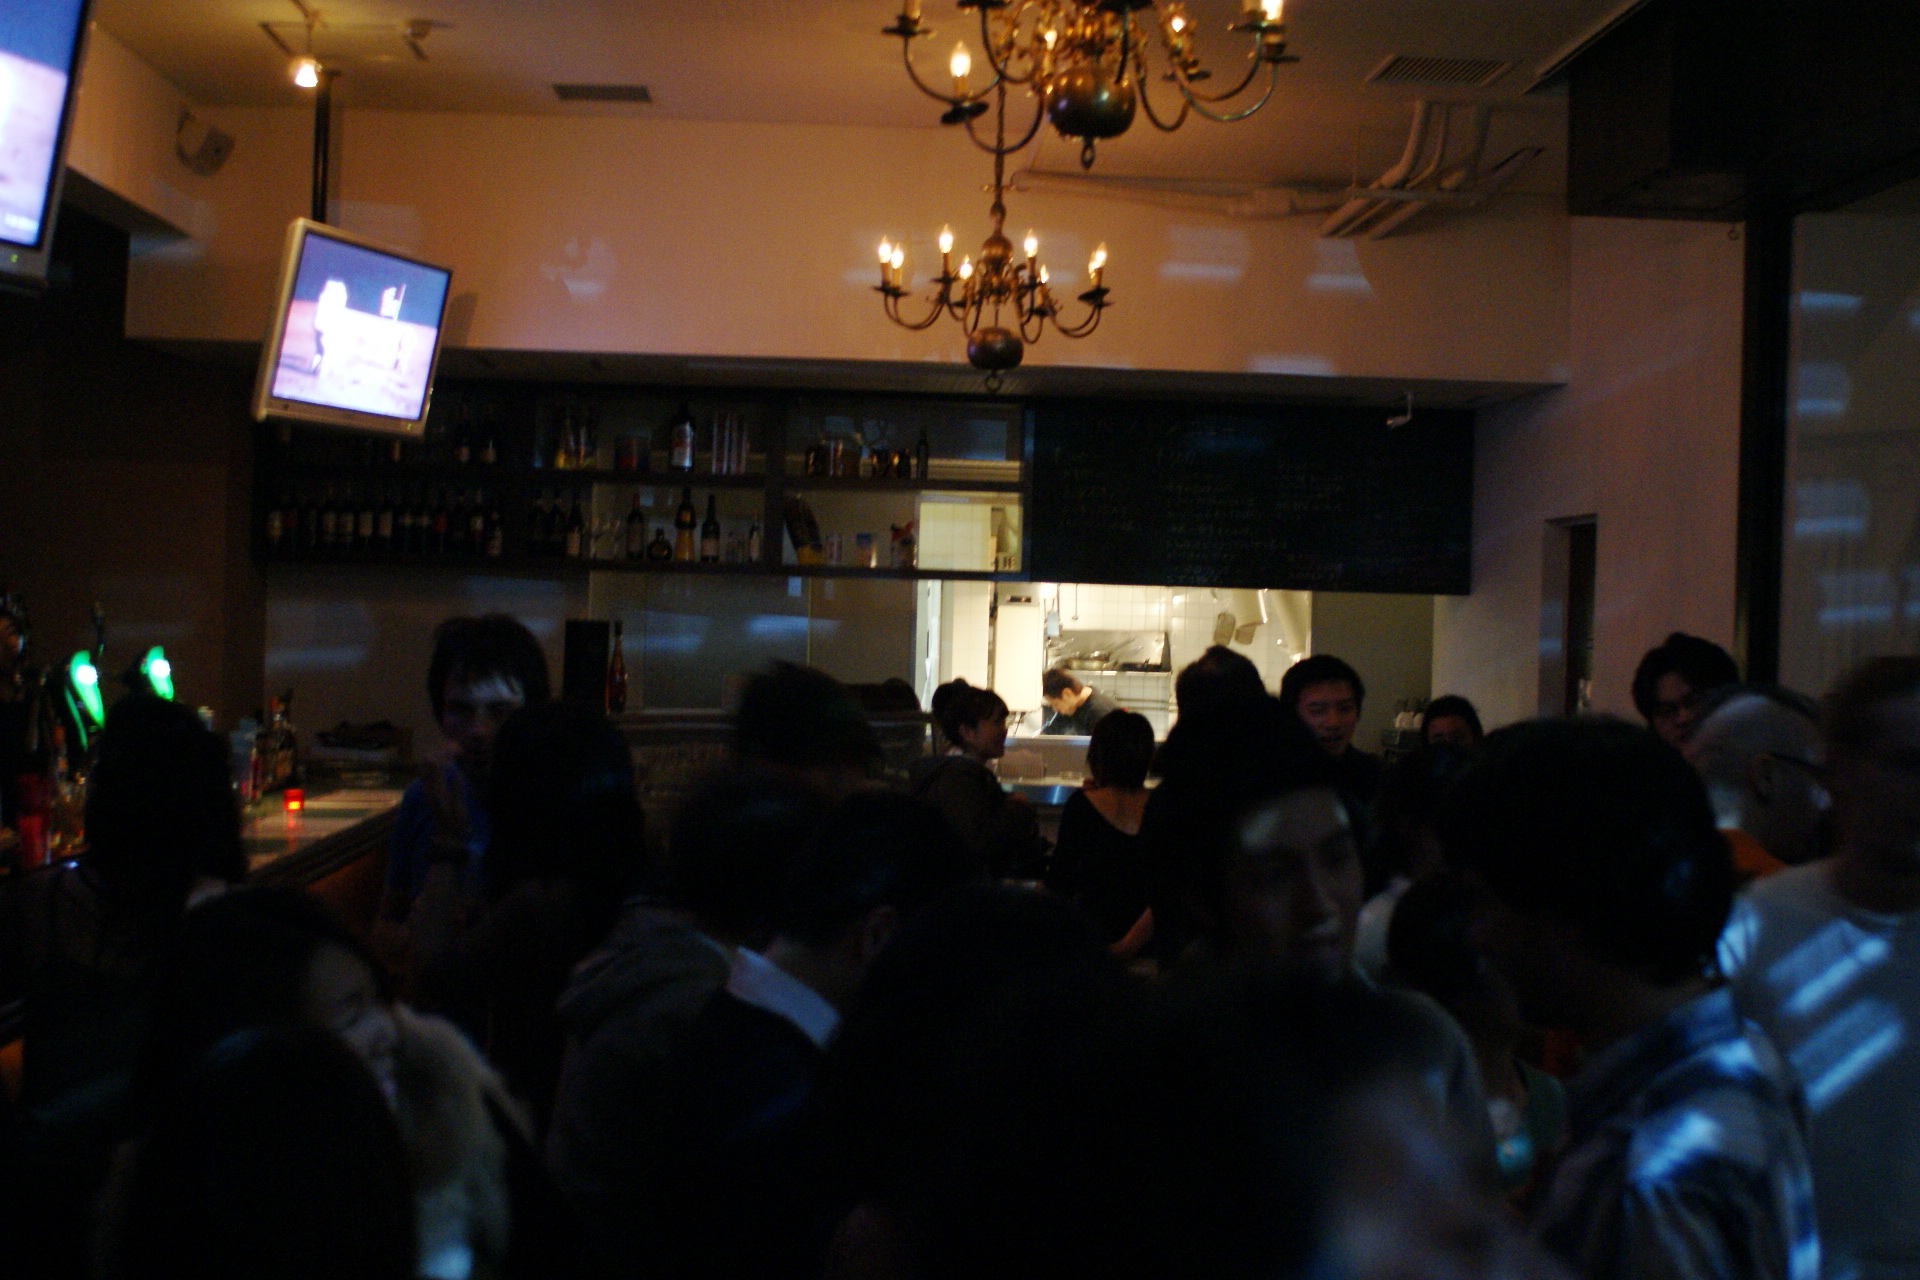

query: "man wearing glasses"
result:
(1687, 686), (1830, 878)
(1720, 658), (1920, 1280)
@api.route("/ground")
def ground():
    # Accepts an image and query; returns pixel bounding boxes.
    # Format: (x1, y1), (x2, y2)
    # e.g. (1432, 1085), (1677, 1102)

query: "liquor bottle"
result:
(376, 488), (395, 551)
(468, 490), (487, 555)
(605, 619), (628, 715)
(408, 487), (429, 554)
(454, 408), (472, 465)
(625, 491), (647, 559)
(616, 427), (639, 473)
(914, 426), (930, 481)
(646, 527), (673, 561)
(673, 487), (697, 562)
(357, 490), (376, 551)
(481, 432), (498, 466)
(484, 495), (504, 558)
(527, 492), (549, 558)
(700, 494), (721, 564)
(669, 403), (695, 473)
(565, 491), (586, 560)
(319, 487), (339, 549)
(449, 489), (471, 555)
(746, 521), (763, 562)
(265, 493), (286, 550)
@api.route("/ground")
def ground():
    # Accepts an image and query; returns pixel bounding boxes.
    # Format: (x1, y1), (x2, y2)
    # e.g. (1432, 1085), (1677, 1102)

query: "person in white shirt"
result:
(1722, 657), (1920, 1280)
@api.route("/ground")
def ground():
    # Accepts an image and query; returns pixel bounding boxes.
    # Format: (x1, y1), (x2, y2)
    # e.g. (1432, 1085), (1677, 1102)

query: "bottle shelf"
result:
(261, 551), (1016, 583)
(774, 476), (1022, 494)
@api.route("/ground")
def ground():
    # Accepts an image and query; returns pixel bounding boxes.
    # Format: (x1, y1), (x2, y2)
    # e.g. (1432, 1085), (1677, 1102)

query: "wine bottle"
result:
(376, 488), (395, 551)
(647, 526), (673, 561)
(467, 491), (487, 555)
(625, 491), (647, 560)
(669, 403), (695, 473)
(700, 494), (721, 563)
(265, 494), (286, 551)
(565, 492), (586, 560)
(481, 432), (498, 466)
(605, 619), (628, 715)
(746, 521), (763, 563)
(674, 487), (697, 562)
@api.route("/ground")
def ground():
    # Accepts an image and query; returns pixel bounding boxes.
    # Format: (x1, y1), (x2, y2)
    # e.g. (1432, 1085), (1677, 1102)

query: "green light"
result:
(68, 651), (105, 727)
(141, 646), (175, 700)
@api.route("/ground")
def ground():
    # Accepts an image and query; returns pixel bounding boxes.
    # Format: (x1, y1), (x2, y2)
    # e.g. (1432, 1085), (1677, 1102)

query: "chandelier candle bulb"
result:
(1262, 0), (1283, 21)
(1024, 231), (1039, 259)
(959, 256), (974, 281)
(904, 0), (920, 20)
(938, 226), (954, 258)
(950, 44), (971, 88)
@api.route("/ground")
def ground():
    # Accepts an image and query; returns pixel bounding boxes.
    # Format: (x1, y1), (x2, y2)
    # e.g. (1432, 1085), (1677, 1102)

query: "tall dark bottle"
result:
(625, 491), (647, 560)
(605, 619), (628, 714)
(669, 403), (696, 473)
(699, 494), (721, 564)
(673, 488), (697, 562)
(565, 492), (586, 560)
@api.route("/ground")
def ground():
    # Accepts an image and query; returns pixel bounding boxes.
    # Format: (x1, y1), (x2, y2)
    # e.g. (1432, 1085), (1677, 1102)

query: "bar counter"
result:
(241, 786), (405, 888)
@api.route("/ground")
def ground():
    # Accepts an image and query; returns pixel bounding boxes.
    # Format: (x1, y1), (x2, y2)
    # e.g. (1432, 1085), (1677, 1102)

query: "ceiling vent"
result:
(552, 83), (652, 103)
(1367, 55), (1511, 89)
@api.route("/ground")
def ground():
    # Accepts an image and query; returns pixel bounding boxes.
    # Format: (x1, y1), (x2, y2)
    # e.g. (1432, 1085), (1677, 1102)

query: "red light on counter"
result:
(284, 788), (305, 812)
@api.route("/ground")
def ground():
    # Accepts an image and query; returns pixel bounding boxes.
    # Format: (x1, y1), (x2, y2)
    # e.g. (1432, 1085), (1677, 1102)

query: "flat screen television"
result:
(252, 217), (454, 435)
(0, 0), (95, 293)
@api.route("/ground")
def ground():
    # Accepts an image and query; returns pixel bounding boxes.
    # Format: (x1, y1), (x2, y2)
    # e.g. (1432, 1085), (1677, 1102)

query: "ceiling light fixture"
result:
(876, 82), (1110, 387)
(291, 54), (321, 88)
(884, 0), (1298, 170)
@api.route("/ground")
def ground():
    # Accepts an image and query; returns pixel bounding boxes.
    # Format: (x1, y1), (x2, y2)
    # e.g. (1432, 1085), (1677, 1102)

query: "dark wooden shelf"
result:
(546, 469), (771, 489)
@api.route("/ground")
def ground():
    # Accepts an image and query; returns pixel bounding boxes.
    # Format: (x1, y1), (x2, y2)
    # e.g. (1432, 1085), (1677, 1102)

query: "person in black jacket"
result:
(648, 791), (978, 1280)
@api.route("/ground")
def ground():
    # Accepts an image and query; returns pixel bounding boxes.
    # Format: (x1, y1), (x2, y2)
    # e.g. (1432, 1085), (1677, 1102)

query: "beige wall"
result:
(121, 105), (1572, 386)
(1310, 592), (1435, 754)
(1431, 218), (1746, 730)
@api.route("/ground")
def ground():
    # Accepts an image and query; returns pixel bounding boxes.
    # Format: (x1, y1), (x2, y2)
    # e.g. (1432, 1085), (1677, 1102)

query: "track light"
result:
(292, 55), (321, 88)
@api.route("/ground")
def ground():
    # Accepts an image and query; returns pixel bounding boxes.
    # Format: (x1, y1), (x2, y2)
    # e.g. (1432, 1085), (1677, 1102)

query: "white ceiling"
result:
(92, 0), (1632, 190)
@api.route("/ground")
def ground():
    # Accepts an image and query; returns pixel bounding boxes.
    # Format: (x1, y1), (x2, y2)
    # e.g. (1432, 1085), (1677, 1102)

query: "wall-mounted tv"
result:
(252, 217), (453, 436)
(0, 0), (94, 293)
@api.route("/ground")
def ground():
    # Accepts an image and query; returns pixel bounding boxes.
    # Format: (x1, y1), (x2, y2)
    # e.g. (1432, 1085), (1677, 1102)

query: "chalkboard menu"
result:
(1029, 402), (1472, 593)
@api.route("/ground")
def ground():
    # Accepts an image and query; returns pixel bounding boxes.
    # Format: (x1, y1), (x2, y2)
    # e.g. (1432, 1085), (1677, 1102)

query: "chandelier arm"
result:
(1172, 54), (1272, 112)
(1135, 61), (1193, 132)
(885, 287), (956, 332)
(962, 90), (1046, 158)
(897, 33), (1004, 108)
(976, 3), (1042, 87)
(1050, 294), (1107, 338)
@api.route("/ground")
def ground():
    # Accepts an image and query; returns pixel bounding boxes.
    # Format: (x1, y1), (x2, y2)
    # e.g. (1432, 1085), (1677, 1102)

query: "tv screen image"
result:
(0, 0), (92, 285)
(255, 218), (452, 433)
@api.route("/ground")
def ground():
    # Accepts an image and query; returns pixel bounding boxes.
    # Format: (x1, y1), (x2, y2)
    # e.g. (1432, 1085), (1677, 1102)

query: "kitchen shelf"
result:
(583, 558), (1016, 582)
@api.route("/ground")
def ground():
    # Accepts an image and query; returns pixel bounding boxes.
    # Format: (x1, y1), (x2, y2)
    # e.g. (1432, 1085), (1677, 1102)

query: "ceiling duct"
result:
(1319, 102), (1542, 240)
(553, 83), (653, 103)
(1010, 169), (1344, 219)
(1367, 54), (1511, 89)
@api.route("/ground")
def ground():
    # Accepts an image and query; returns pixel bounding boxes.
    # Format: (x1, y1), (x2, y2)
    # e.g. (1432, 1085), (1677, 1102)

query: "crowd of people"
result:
(1, 615), (1915, 1280)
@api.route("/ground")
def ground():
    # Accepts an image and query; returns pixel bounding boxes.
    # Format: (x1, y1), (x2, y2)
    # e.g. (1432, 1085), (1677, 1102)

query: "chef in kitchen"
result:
(1041, 668), (1123, 736)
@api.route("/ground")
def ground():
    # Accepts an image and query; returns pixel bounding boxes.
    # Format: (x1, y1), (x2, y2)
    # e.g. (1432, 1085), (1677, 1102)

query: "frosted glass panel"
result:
(1781, 176), (1920, 696)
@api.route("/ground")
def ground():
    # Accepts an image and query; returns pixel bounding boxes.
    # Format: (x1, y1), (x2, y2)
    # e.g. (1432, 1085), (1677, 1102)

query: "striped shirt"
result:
(1530, 987), (1821, 1280)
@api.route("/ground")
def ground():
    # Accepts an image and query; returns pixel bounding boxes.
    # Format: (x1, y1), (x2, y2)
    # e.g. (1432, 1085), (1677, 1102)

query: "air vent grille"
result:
(553, 83), (652, 103)
(1367, 55), (1510, 89)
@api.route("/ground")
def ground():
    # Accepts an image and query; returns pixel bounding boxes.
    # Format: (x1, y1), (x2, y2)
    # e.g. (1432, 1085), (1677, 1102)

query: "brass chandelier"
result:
(876, 83), (1110, 384)
(884, 0), (1296, 170)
